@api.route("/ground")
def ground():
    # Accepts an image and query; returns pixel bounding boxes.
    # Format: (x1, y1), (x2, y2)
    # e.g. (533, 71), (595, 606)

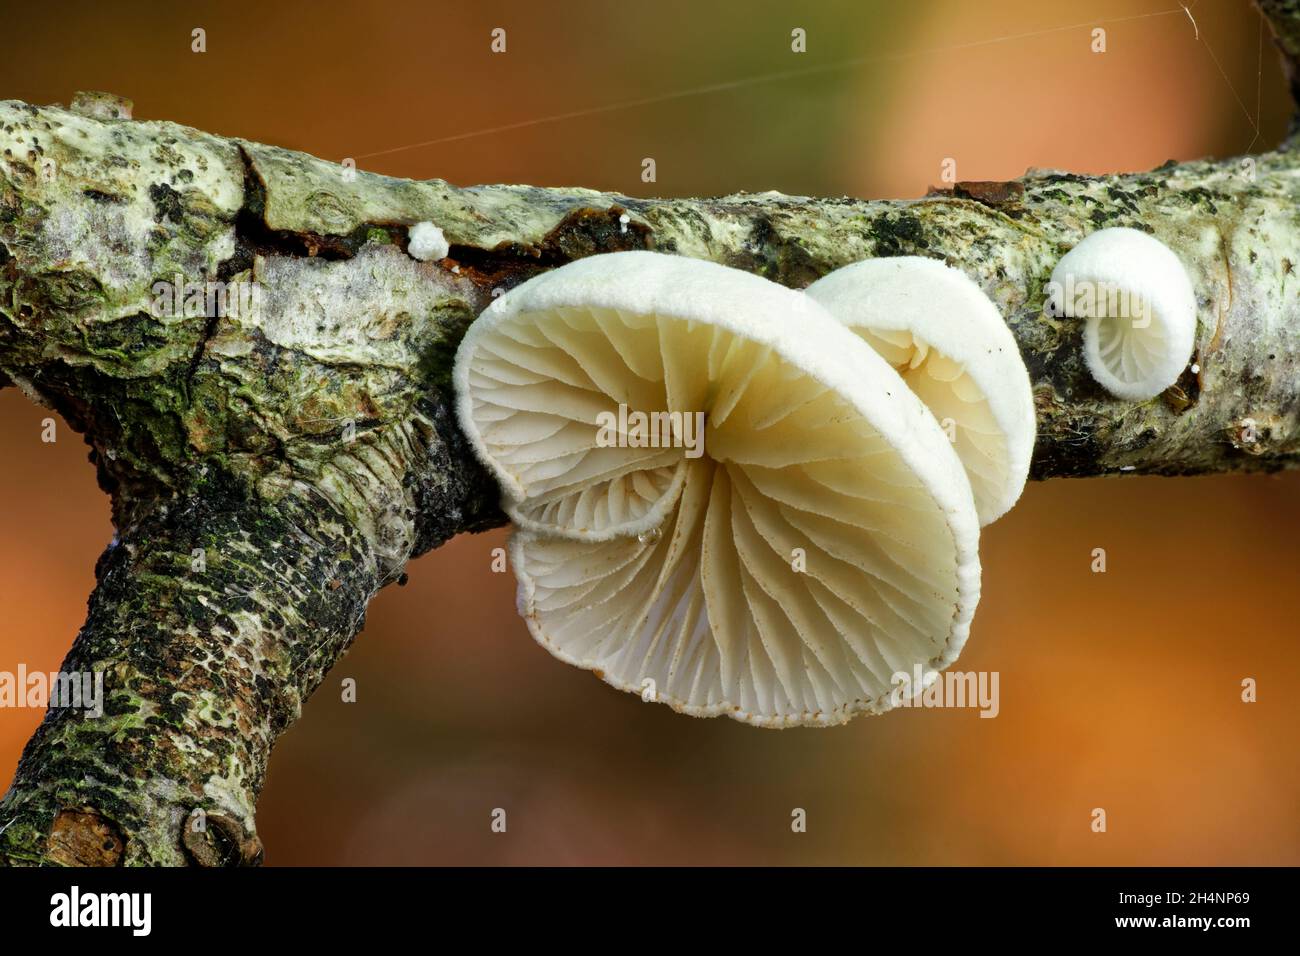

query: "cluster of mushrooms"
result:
(451, 227), (1196, 727)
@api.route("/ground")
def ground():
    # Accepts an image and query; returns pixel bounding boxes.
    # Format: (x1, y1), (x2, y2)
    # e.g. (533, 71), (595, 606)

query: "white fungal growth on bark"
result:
(407, 221), (450, 261)
(1046, 227), (1197, 401)
(247, 245), (467, 364)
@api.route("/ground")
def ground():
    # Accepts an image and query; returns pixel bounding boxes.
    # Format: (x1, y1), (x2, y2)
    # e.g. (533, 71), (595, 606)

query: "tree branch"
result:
(3, 2), (1300, 863)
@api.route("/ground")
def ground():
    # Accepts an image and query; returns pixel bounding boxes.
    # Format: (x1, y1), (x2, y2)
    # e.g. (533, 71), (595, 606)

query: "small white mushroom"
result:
(455, 251), (982, 727)
(1046, 227), (1196, 401)
(407, 221), (449, 262)
(806, 256), (1035, 526)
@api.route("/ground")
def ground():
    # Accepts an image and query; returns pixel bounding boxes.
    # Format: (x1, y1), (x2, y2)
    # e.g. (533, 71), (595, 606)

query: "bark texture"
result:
(2, 4), (1299, 864)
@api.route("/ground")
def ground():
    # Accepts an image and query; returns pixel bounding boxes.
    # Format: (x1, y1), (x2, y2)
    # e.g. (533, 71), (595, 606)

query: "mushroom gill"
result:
(806, 256), (1036, 526)
(1046, 227), (1197, 402)
(455, 251), (981, 727)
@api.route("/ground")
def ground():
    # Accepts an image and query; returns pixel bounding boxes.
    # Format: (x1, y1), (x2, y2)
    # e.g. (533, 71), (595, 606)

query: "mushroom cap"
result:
(455, 251), (982, 727)
(1047, 227), (1197, 401)
(805, 256), (1035, 526)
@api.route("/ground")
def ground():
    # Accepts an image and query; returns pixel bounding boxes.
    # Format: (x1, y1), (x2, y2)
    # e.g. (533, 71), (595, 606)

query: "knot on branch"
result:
(182, 808), (264, 867)
(46, 808), (125, 867)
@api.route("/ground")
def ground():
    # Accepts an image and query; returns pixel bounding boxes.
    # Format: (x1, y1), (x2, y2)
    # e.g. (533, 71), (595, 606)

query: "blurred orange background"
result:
(2, 0), (1297, 865)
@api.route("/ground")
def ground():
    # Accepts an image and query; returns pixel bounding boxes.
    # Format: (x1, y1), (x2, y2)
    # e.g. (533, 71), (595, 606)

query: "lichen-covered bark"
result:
(2, 3), (1300, 865)
(2, 475), (385, 865)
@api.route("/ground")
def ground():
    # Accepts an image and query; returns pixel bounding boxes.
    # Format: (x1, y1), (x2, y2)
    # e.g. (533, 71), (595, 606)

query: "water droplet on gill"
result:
(637, 527), (663, 545)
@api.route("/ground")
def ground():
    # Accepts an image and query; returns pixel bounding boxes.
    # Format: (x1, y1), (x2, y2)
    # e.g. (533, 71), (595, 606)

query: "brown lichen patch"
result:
(1162, 384), (1195, 413)
(182, 809), (264, 867)
(47, 808), (125, 866)
(953, 180), (1026, 208)
(1228, 413), (1286, 455)
(1162, 363), (1201, 414)
(542, 205), (650, 259)
(446, 205), (651, 293)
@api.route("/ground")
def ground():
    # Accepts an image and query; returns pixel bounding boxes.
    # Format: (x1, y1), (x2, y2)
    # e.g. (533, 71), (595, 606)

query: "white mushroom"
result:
(1045, 227), (1197, 401)
(455, 251), (981, 727)
(806, 256), (1035, 526)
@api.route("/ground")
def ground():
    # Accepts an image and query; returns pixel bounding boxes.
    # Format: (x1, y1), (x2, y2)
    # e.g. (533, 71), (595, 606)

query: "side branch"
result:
(0, 477), (391, 864)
